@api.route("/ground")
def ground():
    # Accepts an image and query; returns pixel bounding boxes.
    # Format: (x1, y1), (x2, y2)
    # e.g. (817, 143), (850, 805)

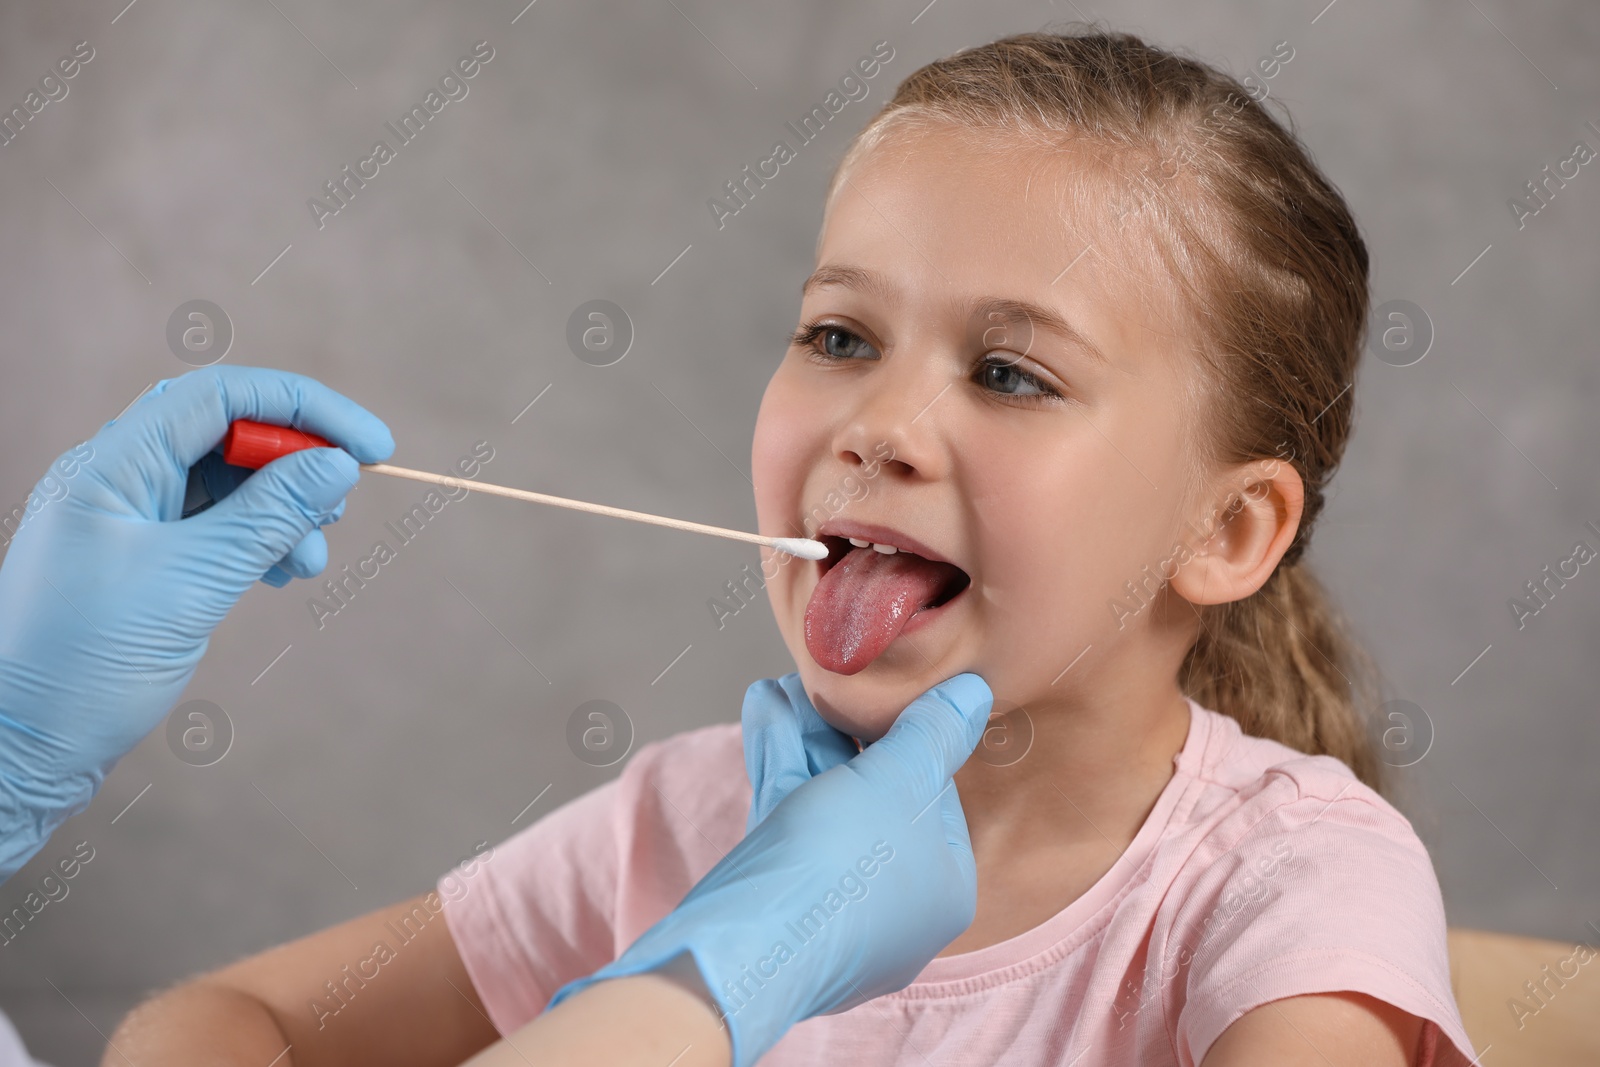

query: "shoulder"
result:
(617, 721), (748, 810)
(439, 722), (748, 1033)
(471, 721), (748, 880)
(1172, 703), (1443, 962)
(610, 721), (750, 859)
(628, 719), (746, 771)
(1182, 702), (1414, 847)
(1162, 704), (1474, 1065)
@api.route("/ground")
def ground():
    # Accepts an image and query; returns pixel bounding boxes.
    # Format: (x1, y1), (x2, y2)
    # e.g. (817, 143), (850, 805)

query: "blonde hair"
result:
(829, 26), (1384, 790)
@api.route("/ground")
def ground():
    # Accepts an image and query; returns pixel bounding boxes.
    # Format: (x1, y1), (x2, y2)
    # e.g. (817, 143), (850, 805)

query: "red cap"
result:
(223, 419), (334, 470)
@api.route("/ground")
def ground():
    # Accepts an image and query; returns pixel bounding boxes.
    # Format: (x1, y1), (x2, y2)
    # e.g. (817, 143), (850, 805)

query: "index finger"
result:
(742, 674), (856, 829)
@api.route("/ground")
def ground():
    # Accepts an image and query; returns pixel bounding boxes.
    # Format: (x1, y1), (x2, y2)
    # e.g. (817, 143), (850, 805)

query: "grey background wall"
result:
(0, 0), (1595, 1061)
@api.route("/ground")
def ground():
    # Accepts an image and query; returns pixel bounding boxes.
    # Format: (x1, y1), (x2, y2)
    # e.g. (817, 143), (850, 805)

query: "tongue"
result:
(804, 547), (960, 675)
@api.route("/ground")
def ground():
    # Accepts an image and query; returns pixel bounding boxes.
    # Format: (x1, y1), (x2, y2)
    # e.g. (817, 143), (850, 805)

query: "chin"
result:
(794, 663), (933, 744)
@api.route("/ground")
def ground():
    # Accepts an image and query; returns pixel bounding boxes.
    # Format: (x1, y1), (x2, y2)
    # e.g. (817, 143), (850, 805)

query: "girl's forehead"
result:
(824, 122), (1166, 282)
(812, 121), (1206, 416)
(817, 124), (1185, 341)
(832, 120), (1137, 216)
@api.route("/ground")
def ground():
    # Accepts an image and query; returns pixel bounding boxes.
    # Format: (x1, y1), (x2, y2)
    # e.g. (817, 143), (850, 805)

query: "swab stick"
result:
(223, 419), (829, 560)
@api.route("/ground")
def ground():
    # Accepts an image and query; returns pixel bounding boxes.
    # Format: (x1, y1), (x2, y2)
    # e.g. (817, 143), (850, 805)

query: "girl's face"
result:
(752, 121), (1204, 741)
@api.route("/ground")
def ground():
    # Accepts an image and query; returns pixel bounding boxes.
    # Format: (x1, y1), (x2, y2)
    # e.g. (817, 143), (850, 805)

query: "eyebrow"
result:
(800, 264), (1110, 366)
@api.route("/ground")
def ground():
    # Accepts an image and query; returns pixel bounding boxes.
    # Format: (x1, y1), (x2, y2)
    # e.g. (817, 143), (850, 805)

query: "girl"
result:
(112, 27), (1476, 1066)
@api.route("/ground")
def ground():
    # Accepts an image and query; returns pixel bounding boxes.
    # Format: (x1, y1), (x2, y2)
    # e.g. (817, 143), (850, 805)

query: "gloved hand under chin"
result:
(0, 365), (392, 881)
(548, 671), (994, 1067)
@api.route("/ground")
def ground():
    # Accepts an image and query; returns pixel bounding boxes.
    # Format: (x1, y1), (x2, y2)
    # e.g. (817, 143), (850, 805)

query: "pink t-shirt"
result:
(441, 697), (1477, 1065)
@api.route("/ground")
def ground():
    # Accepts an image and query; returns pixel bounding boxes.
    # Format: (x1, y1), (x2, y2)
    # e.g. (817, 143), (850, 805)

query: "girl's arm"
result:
(460, 958), (730, 1067)
(105, 893), (500, 1066)
(1203, 992), (1425, 1066)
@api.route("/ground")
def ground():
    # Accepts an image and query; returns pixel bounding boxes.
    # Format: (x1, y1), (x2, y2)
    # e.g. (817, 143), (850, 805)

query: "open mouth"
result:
(815, 535), (971, 607)
(802, 533), (972, 675)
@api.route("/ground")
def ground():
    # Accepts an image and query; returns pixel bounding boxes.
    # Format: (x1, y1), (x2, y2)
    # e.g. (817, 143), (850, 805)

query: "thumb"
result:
(852, 673), (993, 809)
(195, 447), (361, 580)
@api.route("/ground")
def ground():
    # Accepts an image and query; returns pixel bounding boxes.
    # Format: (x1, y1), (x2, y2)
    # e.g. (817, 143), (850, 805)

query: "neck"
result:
(955, 670), (1192, 849)
(938, 656), (1193, 956)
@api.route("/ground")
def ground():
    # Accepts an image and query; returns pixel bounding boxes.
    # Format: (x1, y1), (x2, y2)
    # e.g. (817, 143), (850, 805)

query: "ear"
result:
(1169, 456), (1304, 607)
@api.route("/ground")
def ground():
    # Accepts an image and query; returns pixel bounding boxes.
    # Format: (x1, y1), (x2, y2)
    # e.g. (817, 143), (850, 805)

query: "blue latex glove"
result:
(548, 671), (994, 1067)
(741, 672), (861, 833)
(0, 365), (393, 881)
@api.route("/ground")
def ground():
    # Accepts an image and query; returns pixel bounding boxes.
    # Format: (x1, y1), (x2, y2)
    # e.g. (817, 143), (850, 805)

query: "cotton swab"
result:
(222, 419), (829, 560)
(359, 460), (829, 559)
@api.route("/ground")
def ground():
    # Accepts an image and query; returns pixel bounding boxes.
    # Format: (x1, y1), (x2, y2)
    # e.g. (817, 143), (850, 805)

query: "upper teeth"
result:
(848, 537), (897, 554)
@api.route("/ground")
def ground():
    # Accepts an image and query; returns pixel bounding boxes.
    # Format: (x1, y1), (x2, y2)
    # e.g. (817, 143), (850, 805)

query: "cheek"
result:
(962, 432), (1168, 685)
(752, 364), (823, 528)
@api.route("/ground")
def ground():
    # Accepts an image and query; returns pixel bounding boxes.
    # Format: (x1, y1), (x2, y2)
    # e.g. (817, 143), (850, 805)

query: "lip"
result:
(814, 518), (961, 570)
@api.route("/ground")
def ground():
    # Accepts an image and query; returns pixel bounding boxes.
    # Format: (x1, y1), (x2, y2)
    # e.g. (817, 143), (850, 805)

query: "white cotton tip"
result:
(773, 537), (830, 561)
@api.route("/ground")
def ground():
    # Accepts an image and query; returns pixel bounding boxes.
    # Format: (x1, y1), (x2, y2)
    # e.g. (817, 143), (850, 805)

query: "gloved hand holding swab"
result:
(223, 419), (830, 560)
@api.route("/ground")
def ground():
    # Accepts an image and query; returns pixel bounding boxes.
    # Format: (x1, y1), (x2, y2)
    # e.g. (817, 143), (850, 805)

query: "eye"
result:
(790, 320), (879, 362)
(975, 354), (1059, 400)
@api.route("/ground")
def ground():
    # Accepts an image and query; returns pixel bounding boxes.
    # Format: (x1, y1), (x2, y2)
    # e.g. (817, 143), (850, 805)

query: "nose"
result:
(829, 351), (953, 483)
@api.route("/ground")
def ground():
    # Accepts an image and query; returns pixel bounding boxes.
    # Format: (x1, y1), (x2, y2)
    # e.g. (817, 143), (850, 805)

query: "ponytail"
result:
(1180, 561), (1383, 791)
